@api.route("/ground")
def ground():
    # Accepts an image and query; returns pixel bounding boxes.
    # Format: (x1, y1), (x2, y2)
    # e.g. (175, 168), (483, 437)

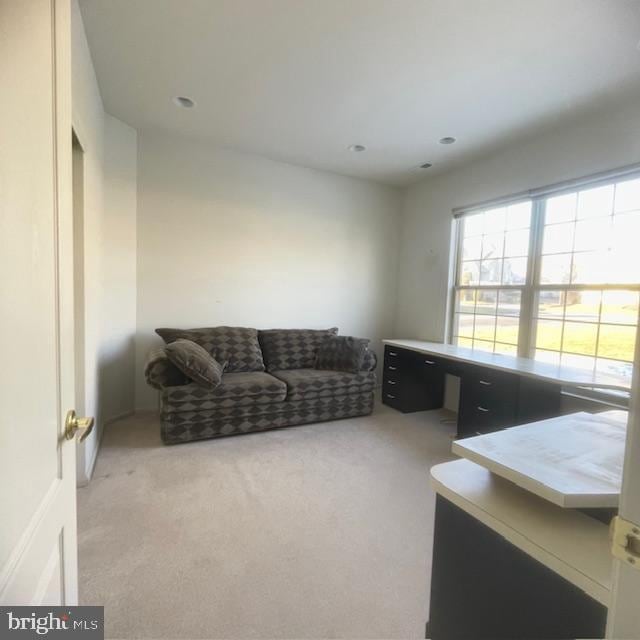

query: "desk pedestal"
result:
(427, 496), (607, 640)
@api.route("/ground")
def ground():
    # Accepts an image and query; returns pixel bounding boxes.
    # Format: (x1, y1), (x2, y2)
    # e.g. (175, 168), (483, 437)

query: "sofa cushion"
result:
(315, 335), (369, 373)
(156, 326), (265, 373)
(271, 368), (376, 401)
(258, 328), (338, 372)
(165, 339), (226, 389)
(162, 372), (287, 411)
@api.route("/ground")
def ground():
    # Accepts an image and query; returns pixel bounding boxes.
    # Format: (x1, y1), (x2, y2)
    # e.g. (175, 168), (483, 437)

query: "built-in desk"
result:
(426, 410), (627, 639)
(382, 339), (629, 437)
(428, 460), (611, 639)
(452, 410), (627, 508)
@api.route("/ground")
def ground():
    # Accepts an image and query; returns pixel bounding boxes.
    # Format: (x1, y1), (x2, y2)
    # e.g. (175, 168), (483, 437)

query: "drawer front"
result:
(464, 367), (519, 413)
(383, 345), (412, 381)
(458, 367), (519, 437)
(381, 389), (405, 411)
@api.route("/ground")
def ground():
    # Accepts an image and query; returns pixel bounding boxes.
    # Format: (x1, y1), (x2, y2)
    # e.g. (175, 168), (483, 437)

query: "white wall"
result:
(135, 132), (401, 409)
(395, 91), (640, 342)
(72, 1), (137, 483)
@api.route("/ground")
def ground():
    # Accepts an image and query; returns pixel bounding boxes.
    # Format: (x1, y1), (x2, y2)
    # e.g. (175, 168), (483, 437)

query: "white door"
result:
(607, 331), (640, 637)
(0, 0), (81, 605)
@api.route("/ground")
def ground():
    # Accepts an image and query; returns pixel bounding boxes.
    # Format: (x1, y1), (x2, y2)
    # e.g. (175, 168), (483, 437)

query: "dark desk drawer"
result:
(381, 389), (404, 411)
(458, 366), (519, 437)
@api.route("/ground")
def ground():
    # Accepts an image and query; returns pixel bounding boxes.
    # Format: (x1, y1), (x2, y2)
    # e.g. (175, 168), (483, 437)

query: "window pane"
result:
(464, 213), (484, 236)
(502, 257), (527, 285)
(610, 213), (640, 283)
(537, 290), (565, 319)
(506, 202), (531, 230)
(480, 259), (502, 285)
(460, 261), (480, 286)
(483, 207), (507, 232)
(504, 228), (530, 257)
(540, 253), (572, 284)
(535, 319), (563, 351)
(497, 290), (521, 316)
(455, 289), (476, 314)
(473, 315), (496, 342)
(495, 316), (519, 345)
(597, 324), (636, 362)
(455, 337), (473, 348)
(562, 321), (598, 356)
(614, 177), (640, 213)
(571, 251), (609, 284)
(546, 193), (577, 224)
(482, 232), (504, 259)
(453, 313), (474, 338)
(462, 235), (482, 261)
(601, 290), (639, 325)
(563, 290), (601, 323)
(577, 185), (614, 219)
(475, 289), (497, 315)
(542, 222), (574, 254)
(573, 218), (611, 252)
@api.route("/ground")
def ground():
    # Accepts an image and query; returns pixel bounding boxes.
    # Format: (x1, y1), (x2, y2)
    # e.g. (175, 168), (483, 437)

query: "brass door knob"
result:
(65, 410), (94, 442)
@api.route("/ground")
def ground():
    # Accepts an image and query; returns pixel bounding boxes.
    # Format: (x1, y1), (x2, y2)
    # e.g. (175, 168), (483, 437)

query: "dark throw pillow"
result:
(315, 336), (369, 373)
(165, 339), (226, 389)
(155, 326), (265, 373)
(258, 327), (339, 371)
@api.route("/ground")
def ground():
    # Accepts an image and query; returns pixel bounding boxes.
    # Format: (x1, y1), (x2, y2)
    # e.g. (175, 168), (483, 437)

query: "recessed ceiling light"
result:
(348, 144), (366, 152)
(439, 136), (456, 145)
(420, 162), (433, 169)
(173, 96), (196, 108)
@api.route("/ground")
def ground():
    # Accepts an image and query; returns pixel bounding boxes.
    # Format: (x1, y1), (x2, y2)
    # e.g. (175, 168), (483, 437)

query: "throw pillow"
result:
(164, 339), (226, 389)
(258, 327), (339, 371)
(155, 326), (265, 372)
(315, 336), (369, 373)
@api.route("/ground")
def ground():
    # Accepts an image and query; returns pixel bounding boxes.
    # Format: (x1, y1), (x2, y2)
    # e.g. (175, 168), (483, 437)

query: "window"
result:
(453, 201), (532, 355)
(451, 174), (640, 382)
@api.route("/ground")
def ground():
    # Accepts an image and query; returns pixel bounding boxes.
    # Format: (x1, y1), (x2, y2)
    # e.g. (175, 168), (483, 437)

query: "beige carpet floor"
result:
(78, 402), (457, 639)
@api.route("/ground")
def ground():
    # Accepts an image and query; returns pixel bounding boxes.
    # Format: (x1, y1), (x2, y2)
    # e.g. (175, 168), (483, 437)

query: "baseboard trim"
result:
(78, 410), (135, 487)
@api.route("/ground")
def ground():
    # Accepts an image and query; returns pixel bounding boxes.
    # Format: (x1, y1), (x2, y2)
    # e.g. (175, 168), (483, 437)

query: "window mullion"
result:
(518, 197), (544, 358)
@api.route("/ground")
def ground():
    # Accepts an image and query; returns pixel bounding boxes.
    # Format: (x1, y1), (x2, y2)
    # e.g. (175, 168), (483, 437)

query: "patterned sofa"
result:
(144, 326), (377, 444)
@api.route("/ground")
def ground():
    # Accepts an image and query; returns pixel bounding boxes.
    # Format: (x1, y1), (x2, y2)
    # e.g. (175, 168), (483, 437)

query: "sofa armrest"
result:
(144, 348), (188, 390)
(361, 348), (377, 372)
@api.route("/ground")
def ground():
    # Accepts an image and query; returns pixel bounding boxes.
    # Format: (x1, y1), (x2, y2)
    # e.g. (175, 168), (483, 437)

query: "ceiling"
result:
(79, 0), (640, 186)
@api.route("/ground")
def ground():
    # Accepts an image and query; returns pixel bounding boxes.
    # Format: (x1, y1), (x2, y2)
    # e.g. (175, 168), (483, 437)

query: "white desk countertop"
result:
(382, 339), (630, 391)
(452, 410), (627, 509)
(431, 459), (612, 606)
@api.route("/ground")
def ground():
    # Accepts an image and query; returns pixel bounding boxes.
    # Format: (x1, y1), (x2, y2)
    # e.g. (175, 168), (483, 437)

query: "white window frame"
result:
(449, 167), (640, 389)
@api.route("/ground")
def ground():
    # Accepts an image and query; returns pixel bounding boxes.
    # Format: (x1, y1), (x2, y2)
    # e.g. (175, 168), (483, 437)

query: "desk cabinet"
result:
(427, 496), (607, 639)
(382, 346), (445, 413)
(382, 345), (564, 437)
(457, 366), (519, 437)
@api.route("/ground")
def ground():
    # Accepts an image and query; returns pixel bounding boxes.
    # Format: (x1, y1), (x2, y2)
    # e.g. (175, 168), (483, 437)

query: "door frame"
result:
(71, 123), (90, 487)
